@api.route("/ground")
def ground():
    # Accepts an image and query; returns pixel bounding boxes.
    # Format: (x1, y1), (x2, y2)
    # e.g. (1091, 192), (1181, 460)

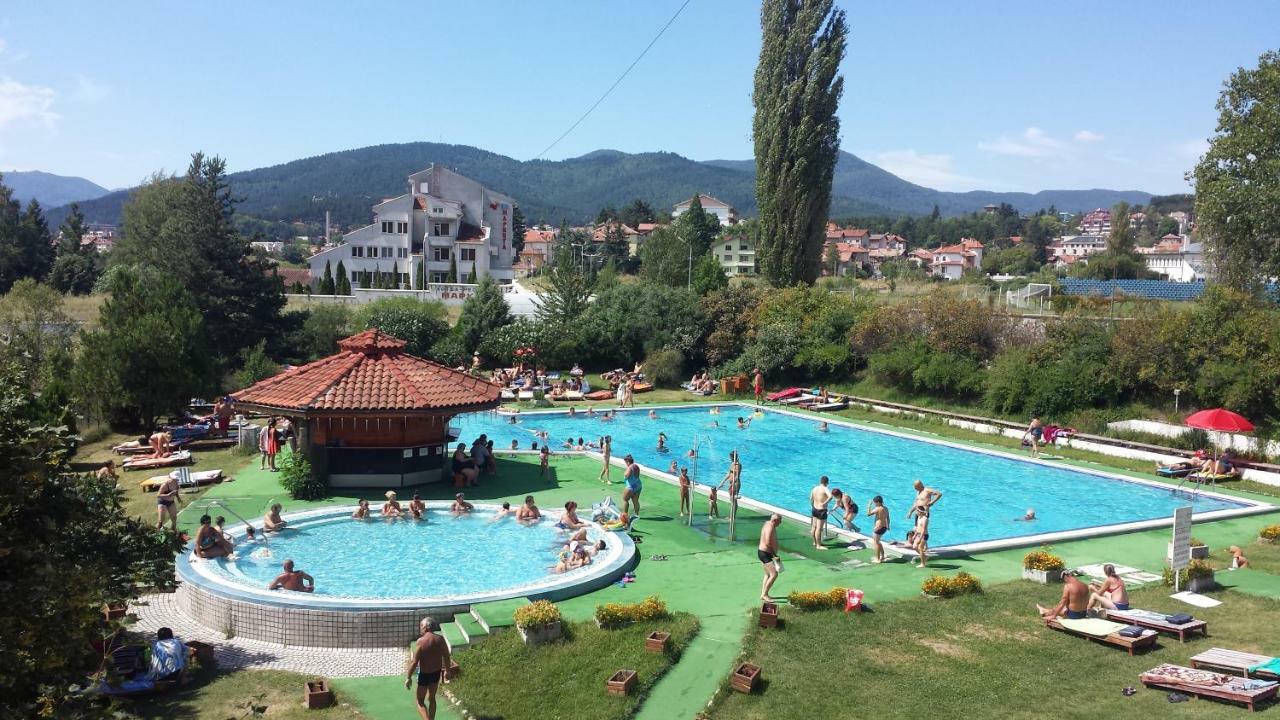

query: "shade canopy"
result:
(1184, 408), (1255, 433)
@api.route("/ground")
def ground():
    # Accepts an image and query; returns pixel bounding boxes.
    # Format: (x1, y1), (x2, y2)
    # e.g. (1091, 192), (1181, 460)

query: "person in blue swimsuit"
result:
(621, 454), (643, 517)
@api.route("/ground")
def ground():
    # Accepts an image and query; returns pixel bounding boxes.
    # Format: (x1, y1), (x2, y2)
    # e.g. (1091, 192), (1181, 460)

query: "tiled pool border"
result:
(489, 403), (1275, 555)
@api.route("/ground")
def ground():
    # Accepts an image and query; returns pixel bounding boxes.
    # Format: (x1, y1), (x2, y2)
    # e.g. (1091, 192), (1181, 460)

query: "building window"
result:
(739, 255), (750, 262)
(432, 247), (450, 262)
(380, 247), (392, 258)
(430, 271), (449, 283)
(723, 255), (733, 262)
(433, 222), (452, 236)
(433, 207), (443, 214)
(351, 246), (364, 258)
(396, 221), (408, 234)
(460, 248), (476, 262)
(381, 221), (394, 233)
(397, 247), (408, 258)
(739, 244), (749, 251)
(724, 244), (732, 251)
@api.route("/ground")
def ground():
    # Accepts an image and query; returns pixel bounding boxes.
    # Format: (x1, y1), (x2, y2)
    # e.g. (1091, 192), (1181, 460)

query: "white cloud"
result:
(1173, 138), (1209, 162)
(0, 76), (58, 129)
(73, 74), (110, 103)
(1074, 129), (1104, 143)
(977, 126), (1066, 158)
(870, 149), (982, 191)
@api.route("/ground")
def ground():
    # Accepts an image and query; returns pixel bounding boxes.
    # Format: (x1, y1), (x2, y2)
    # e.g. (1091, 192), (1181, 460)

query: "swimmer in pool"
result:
(737, 416), (751, 429)
(1016, 508), (1036, 521)
(657, 432), (667, 452)
(818, 421), (828, 432)
(492, 502), (513, 520)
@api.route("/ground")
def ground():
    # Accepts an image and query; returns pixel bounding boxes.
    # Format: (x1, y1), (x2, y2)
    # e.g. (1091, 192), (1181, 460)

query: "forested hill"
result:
(3, 170), (110, 208)
(50, 143), (1151, 230)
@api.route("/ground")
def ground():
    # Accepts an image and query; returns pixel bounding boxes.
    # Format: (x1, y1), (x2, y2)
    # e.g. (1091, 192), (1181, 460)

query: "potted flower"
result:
(514, 600), (563, 645)
(1260, 524), (1280, 545)
(304, 678), (334, 709)
(1187, 559), (1216, 593)
(1022, 549), (1066, 584)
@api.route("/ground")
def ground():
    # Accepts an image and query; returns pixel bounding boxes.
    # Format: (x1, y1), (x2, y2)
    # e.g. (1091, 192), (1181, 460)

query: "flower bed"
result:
(1022, 549), (1065, 583)
(595, 595), (669, 628)
(786, 587), (848, 610)
(921, 572), (983, 599)
(515, 600), (564, 645)
(1261, 524), (1280, 543)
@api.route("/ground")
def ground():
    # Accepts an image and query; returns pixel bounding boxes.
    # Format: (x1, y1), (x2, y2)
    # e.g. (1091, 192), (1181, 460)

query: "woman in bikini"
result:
(598, 436), (613, 484)
(155, 474), (181, 531)
(677, 467), (692, 517)
(1088, 564), (1130, 611)
(382, 491), (403, 518)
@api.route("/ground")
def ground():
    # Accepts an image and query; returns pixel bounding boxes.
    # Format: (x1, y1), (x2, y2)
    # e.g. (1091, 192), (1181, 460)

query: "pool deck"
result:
(171, 422), (1280, 720)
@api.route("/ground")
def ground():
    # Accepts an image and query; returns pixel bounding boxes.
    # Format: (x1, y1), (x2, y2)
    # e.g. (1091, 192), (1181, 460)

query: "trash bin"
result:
(720, 378), (732, 395)
(239, 424), (261, 451)
(732, 376), (746, 393)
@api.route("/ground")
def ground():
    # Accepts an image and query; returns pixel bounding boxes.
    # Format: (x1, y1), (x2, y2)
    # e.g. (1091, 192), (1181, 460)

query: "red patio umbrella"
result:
(1184, 408), (1255, 433)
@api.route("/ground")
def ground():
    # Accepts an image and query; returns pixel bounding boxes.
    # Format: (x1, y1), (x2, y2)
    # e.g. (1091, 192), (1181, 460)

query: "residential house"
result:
(520, 227), (557, 274)
(308, 164), (516, 290)
(1079, 208), (1112, 235)
(1049, 235), (1107, 259)
(672, 194), (737, 226)
(908, 248), (934, 268)
(825, 224), (869, 244)
(824, 241), (869, 276)
(1168, 211), (1192, 234)
(250, 240), (285, 254)
(1141, 234), (1205, 282)
(593, 221), (642, 257)
(929, 239), (984, 280)
(717, 231), (757, 276)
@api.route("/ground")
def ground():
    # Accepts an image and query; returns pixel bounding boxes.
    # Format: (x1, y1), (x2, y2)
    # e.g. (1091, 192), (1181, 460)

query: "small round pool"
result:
(175, 503), (635, 648)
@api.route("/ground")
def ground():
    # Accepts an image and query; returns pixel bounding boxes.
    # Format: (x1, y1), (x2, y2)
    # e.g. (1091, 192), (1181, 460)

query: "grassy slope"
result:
(124, 668), (359, 719)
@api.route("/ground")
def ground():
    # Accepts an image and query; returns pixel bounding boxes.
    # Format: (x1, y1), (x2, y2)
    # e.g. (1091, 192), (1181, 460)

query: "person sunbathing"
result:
(1156, 450), (1207, 474)
(1088, 564), (1130, 611)
(1203, 450), (1238, 476)
(1038, 573), (1090, 620)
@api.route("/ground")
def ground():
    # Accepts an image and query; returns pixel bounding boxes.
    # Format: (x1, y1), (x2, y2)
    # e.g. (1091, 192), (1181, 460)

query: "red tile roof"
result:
(637, 223), (664, 233)
(233, 330), (501, 414)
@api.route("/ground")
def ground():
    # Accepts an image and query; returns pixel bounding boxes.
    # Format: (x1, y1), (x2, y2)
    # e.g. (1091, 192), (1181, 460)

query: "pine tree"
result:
(319, 260), (336, 295)
(511, 205), (527, 255)
(457, 276), (512, 353)
(335, 260), (350, 295)
(752, 0), (847, 285)
(676, 194), (720, 256)
(391, 261), (400, 289)
(534, 245), (594, 324)
(58, 203), (88, 255)
(447, 255), (458, 283)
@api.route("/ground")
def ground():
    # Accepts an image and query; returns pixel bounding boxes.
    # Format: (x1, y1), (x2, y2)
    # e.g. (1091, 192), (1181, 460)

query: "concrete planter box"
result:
(1021, 568), (1064, 584)
(517, 620), (562, 646)
(1168, 542), (1210, 560)
(606, 669), (637, 696)
(304, 679), (333, 709)
(1188, 574), (1216, 593)
(1259, 537), (1278, 545)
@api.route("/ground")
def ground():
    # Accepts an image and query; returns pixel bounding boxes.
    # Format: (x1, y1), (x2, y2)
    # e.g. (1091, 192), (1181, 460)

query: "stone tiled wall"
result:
(177, 584), (466, 649)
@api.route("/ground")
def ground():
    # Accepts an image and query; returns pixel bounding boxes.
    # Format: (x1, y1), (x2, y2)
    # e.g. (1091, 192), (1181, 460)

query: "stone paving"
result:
(130, 592), (407, 677)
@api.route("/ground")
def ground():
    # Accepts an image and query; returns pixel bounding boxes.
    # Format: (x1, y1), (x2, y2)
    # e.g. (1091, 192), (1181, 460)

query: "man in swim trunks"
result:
(1026, 416), (1044, 458)
(1088, 564), (1130, 612)
(809, 476), (833, 550)
(622, 454), (643, 517)
(451, 493), (474, 513)
(758, 513), (782, 601)
(752, 368), (764, 405)
(155, 473), (181, 531)
(406, 616), (451, 720)
(268, 559), (314, 592)
(866, 495), (889, 563)
(1038, 573), (1090, 620)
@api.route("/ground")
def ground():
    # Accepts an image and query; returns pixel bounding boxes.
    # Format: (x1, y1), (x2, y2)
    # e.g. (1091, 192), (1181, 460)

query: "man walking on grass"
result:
(406, 617), (451, 720)
(758, 514), (783, 601)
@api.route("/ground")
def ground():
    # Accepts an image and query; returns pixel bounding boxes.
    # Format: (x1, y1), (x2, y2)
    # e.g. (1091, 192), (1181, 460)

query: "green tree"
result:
(638, 226), (691, 287)
(75, 267), (213, 428)
(534, 245), (594, 325)
(0, 279), (75, 394)
(752, 0), (847, 285)
(46, 252), (100, 295)
(674, 194), (721, 256)
(596, 205), (619, 224)
(319, 260), (336, 294)
(0, 362), (183, 719)
(579, 284), (704, 368)
(457, 275), (512, 353)
(511, 205), (527, 255)
(619, 198), (657, 229)
(447, 254), (458, 283)
(824, 242), (840, 275)
(0, 180), (57, 293)
(300, 303), (353, 359)
(335, 260), (351, 295)
(1191, 50), (1280, 291)
(232, 339), (281, 388)
(355, 296), (450, 356)
(57, 202), (89, 255)
(594, 259), (620, 292)
(691, 252), (728, 295)
(1076, 201), (1152, 280)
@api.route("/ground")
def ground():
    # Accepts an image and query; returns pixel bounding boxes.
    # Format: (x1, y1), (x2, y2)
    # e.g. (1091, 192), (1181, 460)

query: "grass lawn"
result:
(450, 613), (700, 720)
(710, 581), (1280, 719)
(123, 667), (360, 719)
(1207, 539), (1280, 575)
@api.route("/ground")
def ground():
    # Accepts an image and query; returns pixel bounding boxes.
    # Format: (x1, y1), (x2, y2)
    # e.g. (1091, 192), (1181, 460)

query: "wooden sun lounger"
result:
(1191, 649), (1280, 680)
(780, 394), (818, 406)
(1106, 609), (1208, 643)
(1141, 664), (1279, 712)
(1043, 617), (1158, 655)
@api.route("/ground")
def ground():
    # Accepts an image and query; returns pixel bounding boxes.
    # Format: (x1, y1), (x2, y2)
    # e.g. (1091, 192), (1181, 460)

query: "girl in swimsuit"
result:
(677, 467), (691, 517)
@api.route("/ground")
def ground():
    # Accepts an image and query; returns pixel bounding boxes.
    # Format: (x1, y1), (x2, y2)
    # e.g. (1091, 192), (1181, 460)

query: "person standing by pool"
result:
(758, 514), (782, 601)
(866, 496), (889, 563)
(677, 467), (692, 517)
(809, 476), (833, 550)
(268, 559), (314, 592)
(1025, 416), (1043, 458)
(911, 507), (931, 568)
(598, 435), (613, 484)
(539, 445), (550, 478)
(155, 472), (181, 532)
(214, 396), (233, 437)
(831, 489), (858, 533)
(622, 454), (643, 517)
(752, 368), (764, 405)
(406, 617), (451, 720)
(261, 418), (279, 471)
(718, 450), (743, 524)
(708, 481), (720, 518)
(910, 479), (942, 517)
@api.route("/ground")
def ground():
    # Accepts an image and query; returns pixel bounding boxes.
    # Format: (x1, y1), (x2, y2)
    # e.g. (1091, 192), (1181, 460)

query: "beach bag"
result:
(1165, 613), (1194, 625)
(844, 588), (864, 613)
(1118, 625), (1145, 638)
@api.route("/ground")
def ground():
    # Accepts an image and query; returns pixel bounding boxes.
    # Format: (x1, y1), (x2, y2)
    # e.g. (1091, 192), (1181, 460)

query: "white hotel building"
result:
(310, 165), (516, 289)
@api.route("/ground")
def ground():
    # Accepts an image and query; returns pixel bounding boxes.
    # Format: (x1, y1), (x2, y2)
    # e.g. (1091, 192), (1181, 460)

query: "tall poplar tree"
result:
(752, 0), (847, 285)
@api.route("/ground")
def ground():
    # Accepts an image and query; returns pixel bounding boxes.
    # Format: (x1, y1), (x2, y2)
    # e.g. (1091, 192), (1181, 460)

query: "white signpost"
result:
(1170, 506), (1193, 593)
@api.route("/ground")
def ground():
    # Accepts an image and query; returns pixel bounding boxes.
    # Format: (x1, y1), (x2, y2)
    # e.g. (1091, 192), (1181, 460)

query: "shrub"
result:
(949, 571), (983, 595)
(278, 451), (325, 500)
(594, 595), (669, 627)
(355, 296), (449, 356)
(1022, 549), (1065, 571)
(1261, 524), (1280, 541)
(643, 348), (685, 388)
(921, 572), (983, 598)
(921, 574), (953, 598)
(514, 600), (562, 629)
(1189, 537), (1205, 547)
(787, 587), (847, 610)
(1162, 559), (1216, 586)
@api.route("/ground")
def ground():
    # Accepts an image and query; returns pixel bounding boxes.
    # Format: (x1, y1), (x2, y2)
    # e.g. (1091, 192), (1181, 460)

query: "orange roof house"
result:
(234, 329), (500, 487)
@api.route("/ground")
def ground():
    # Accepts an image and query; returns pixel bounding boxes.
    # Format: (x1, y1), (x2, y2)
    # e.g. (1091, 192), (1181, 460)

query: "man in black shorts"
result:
(406, 617), (451, 719)
(758, 514), (782, 601)
(866, 495), (890, 563)
(808, 476), (833, 550)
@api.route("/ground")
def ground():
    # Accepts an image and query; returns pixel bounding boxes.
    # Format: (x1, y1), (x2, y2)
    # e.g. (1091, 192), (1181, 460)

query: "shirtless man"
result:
(214, 396), (234, 437)
(516, 495), (541, 521)
(451, 493), (474, 513)
(409, 493), (426, 520)
(1088, 564), (1130, 612)
(263, 503), (288, 532)
(866, 495), (890, 563)
(758, 514), (783, 601)
(808, 476), (833, 550)
(406, 617), (452, 720)
(268, 559), (314, 593)
(718, 450), (742, 523)
(155, 473), (181, 531)
(910, 479), (943, 516)
(150, 430), (172, 458)
(1038, 573), (1090, 620)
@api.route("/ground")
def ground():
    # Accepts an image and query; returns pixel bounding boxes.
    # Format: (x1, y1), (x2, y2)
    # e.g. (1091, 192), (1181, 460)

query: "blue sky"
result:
(1, 1), (1276, 194)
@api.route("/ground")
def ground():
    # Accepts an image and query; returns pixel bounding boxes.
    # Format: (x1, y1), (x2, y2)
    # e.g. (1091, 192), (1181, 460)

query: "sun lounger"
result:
(1189, 471), (1240, 483)
(518, 390), (535, 401)
(631, 382), (654, 393)
(139, 469), (225, 492)
(1156, 466), (1195, 477)
(766, 387), (804, 402)
(585, 390), (613, 401)
(1044, 617), (1158, 655)
(1141, 663), (1279, 711)
(121, 451), (193, 472)
(1106, 608), (1208, 643)
(780, 394), (818, 406)
(552, 391), (585, 401)
(113, 438), (190, 455)
(808, 401), (848, 412)
(1191, 649), (1280, 680)
(500, 389), (516, 401)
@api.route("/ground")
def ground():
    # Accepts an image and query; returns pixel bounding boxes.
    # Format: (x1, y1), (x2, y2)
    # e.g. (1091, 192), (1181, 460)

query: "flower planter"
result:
(758, 602), (779, 629)
(606, 669), (638, 696)
(1188, 574), (1216, 593)
(731, 663), (761, 694)
(921, 592), (943, 600)
(517, 620), (563, 645)
(1021, 568), (1064, 584)
(645, 631), (670, 653)
(1168, 542), (1210, 560)
(304, 679), (333, 709)
(102, 602), (128, 622)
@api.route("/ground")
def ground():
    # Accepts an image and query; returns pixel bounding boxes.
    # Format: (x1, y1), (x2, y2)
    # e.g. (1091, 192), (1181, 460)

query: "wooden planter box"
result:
(758, 602), (779, 628)
(731, 663), (761, 693)
(518, 620), (563, 645)
(102, 602), (128, 622)
(304, 679), (333, 709)
(1188, 574), (1216, 593)
(606, 669), (638, 696)
(645, 631), (670, 653)
(1022, 568), (1064, 584)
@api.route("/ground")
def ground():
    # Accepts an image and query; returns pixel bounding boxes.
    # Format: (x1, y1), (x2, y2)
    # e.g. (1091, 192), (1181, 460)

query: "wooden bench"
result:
(1106, 609), (1208, 643)
(1141, 664), (1279, 712)
(1044, 618), (1158, 656)
(1191, 648), (1280, 679)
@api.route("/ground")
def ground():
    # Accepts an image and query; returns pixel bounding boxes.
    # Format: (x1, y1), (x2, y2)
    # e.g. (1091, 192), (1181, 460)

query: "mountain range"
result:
(43, 143), (1153, 230)
(3, 170), (111, 209)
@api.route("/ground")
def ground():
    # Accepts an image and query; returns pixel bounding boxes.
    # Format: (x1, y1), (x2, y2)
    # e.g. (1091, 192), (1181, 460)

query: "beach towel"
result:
(766, 387), (803, 401)
(1058, 617), (1126, 637)
(1112, 608), (1169, 623)
(1172, 591), (1222, 608)
(1249, 658), (1280, 676)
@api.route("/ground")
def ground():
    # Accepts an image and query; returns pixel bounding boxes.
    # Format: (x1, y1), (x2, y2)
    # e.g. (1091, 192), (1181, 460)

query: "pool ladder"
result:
(206, 500), (269, 547)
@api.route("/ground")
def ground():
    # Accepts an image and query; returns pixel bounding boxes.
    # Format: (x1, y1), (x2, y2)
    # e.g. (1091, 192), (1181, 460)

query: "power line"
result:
(534, 0), (693, 160)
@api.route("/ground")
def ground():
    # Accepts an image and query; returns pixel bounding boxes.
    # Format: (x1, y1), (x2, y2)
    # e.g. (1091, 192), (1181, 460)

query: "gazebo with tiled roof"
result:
(233, 329), (500, 488)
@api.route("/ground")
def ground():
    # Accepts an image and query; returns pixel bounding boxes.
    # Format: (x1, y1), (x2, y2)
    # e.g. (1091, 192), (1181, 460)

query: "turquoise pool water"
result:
(455, 406), (1251, 546)
(208, 507), (607, 599)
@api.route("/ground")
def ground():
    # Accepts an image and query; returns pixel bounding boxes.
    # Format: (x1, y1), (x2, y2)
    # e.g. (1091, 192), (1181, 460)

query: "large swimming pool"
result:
(455, 405), (1258, 547)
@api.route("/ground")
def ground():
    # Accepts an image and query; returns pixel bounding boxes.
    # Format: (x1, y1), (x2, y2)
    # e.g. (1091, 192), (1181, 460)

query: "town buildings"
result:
(1138, 233), (1205, 282)
(929, 239), (984, 280)
(672, 194), (737, 226)
(1079, 208), (1113, 235)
